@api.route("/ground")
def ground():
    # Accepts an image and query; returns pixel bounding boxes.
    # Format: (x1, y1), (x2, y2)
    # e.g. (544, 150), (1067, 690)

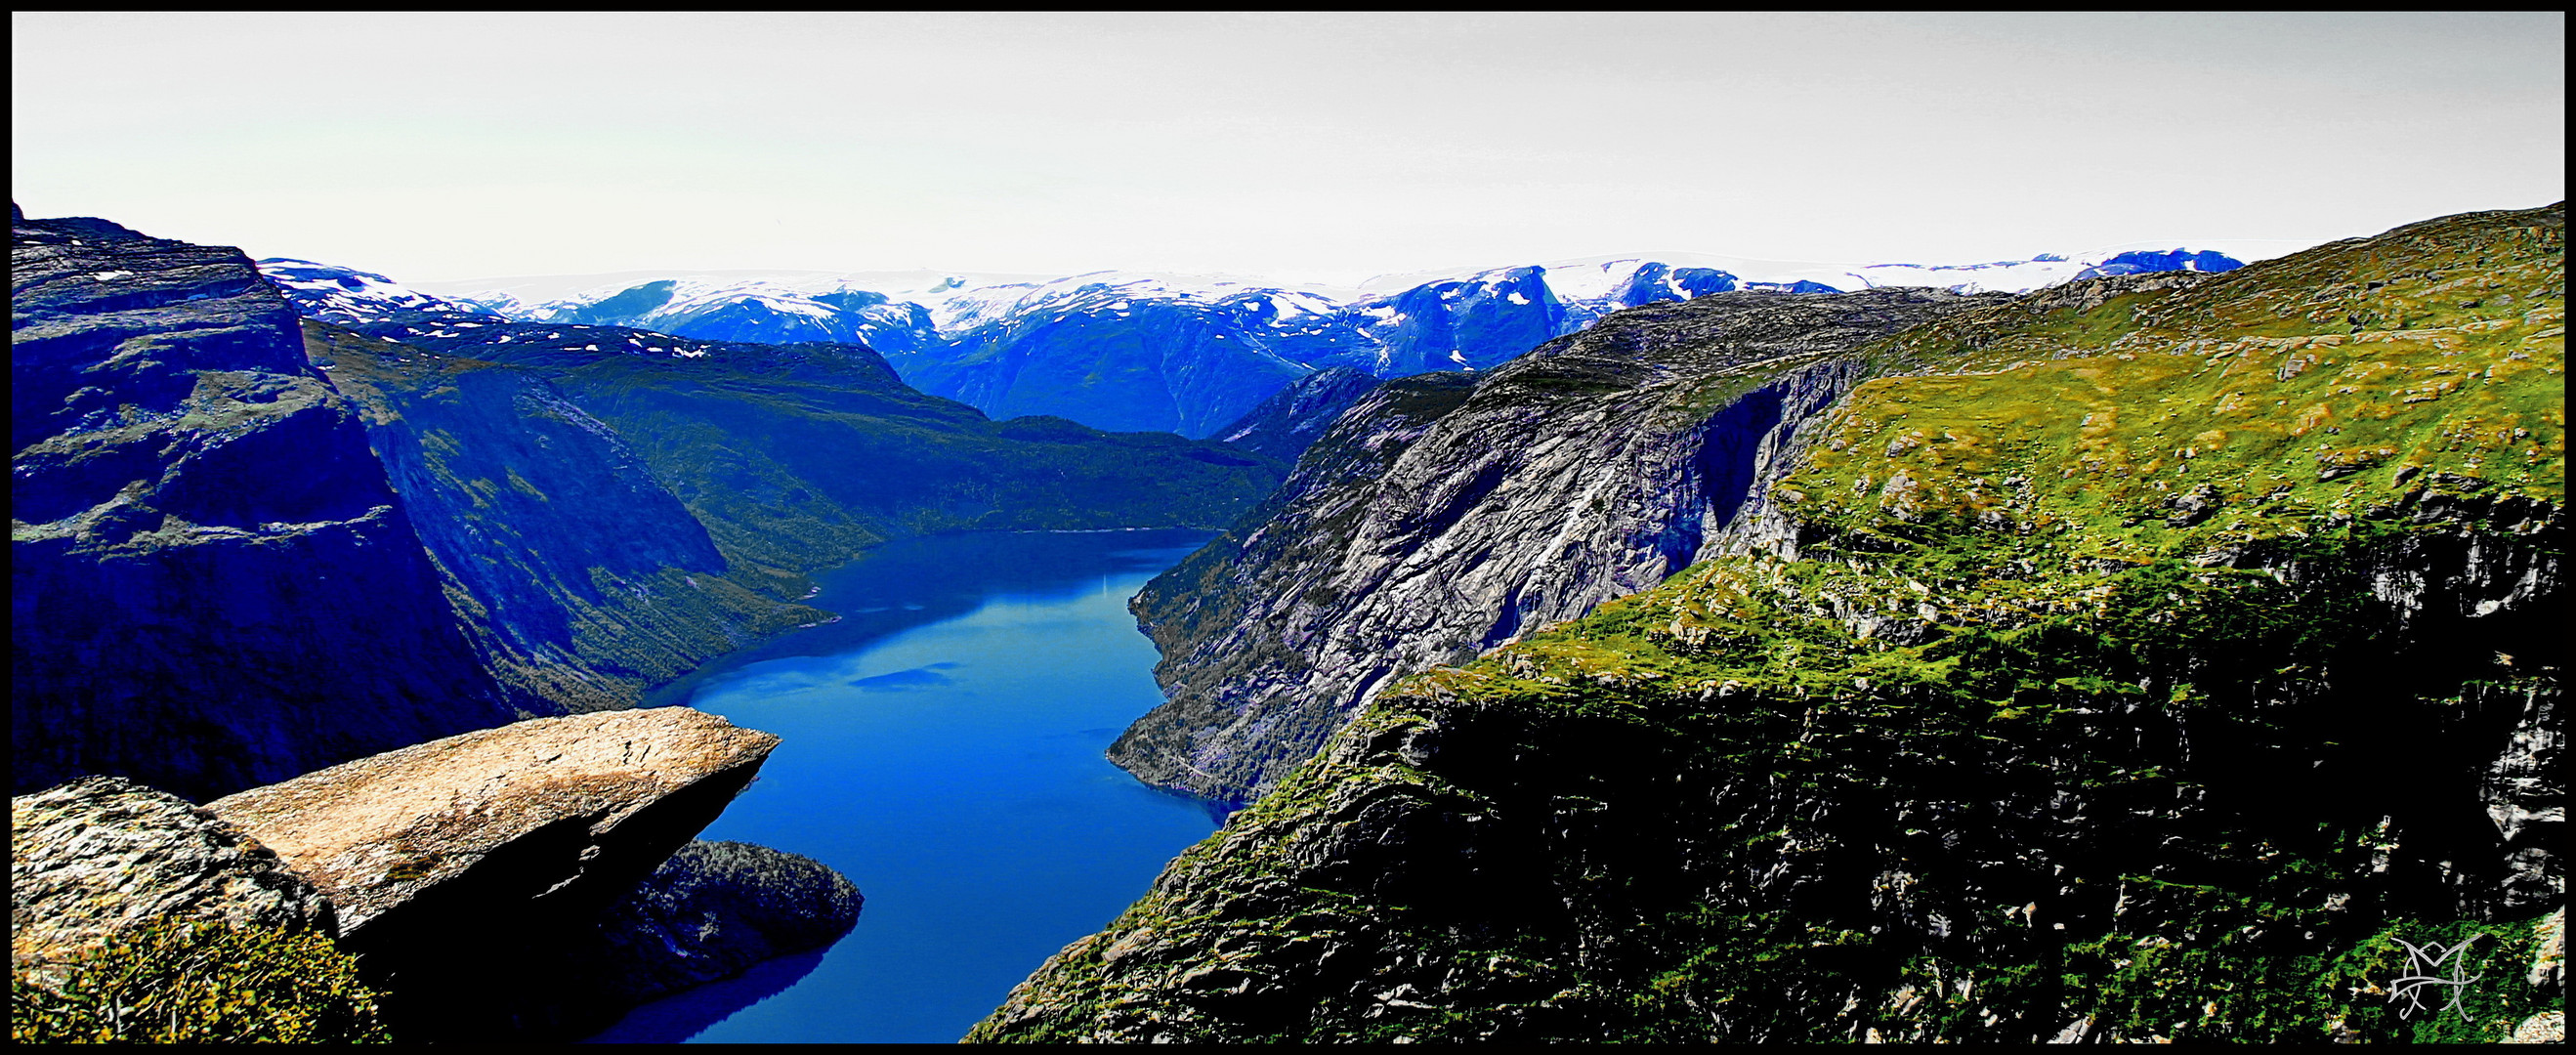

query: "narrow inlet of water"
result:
(585, 528), (1224, 1043)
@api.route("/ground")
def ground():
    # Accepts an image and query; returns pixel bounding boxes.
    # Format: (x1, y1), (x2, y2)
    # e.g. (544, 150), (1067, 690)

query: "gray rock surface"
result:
(1114, 288), (2004, 802)
(2530, 907), (2564, 997)
(1213, 364), (1382, 462)
(2506, 1010), (2564, 1044)
(2483, 679), (2564, 912)
(9, 776), (332, 970)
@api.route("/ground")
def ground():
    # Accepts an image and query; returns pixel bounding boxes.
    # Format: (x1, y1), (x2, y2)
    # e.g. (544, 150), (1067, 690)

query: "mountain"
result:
(277, 245), (2251, 441)
(260, 258), (506, 323)
(13, 211), (1293, 790)
(969, 203), (2564, 1043)
(300, 314), (1289, 582)
(1210, 365), (1382, 462)
(302, 321), (829, 711)
(1109, 286), (2014, 804)
(253, 274), (1289, 714)
(11, 207), (530, 800)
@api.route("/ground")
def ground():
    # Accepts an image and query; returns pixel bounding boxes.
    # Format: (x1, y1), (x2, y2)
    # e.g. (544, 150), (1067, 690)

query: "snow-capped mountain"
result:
(256, 259), (503, 323)
(262, 243), (2261, 439)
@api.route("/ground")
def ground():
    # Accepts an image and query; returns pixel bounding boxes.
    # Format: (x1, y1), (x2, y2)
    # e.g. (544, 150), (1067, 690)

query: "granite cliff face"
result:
(1114, 287), (2006, 804)
(1212, 364), (1382, 462)
(10, 209), (527, 800)
(977, 204), (2564, 1043)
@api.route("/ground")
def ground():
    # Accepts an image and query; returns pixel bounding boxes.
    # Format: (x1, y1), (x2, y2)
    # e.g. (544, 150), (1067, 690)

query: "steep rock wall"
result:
(1212, 364), (1382, 462)
(11, 211), (526, 800)
(1114, 288), (2005, 803)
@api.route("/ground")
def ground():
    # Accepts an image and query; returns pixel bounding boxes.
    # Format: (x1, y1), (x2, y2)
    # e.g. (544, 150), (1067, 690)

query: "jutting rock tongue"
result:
(203, 707), (781, 1037)
(10, 207), (531, 801)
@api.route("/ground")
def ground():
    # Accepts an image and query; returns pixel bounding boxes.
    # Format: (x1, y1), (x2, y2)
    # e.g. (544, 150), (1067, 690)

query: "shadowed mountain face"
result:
(974, 203), (2564, 1044)
(11, 208), (528, 800)
(22, 233), (1289, 731)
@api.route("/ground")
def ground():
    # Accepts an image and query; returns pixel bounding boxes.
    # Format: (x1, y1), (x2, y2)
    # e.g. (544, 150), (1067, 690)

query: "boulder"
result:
(2506, 1011), (2564, 1044)
(558, 840), (862, 1010)
(10, 776), (331, 971)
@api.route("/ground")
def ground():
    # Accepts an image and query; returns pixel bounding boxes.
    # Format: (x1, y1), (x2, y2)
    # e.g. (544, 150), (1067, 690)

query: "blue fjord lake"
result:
(585, 529), (1225, 1043)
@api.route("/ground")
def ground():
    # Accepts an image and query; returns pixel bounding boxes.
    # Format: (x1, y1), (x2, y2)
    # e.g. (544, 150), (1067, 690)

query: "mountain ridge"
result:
(261, 242), (2254, 440)
(969, 201), (2564, 1044)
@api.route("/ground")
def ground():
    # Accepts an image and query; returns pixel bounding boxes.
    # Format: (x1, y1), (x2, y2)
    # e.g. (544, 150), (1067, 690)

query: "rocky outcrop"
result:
(553, 840), (862, 1010)
(2531, 907), (2565, 997)
(2484, 679), (2563, 912)
(203, 707), (776, 941)
(10, 776), (332, 970)
(976, 204), (2565, 1043)
(1213, 365), (1381, 462)
(304, 321), (827, 712)
(203, 707), (779, 1036)
(14, 711), (851, 1040)
(2508, 1012), (2567, 1044)
(1114, 288), (2004, 803)
(11, 210), (528, 801)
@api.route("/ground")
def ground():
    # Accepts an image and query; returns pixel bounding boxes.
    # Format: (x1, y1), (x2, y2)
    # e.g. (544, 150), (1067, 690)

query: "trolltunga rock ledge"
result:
(203, 707), (778, 944)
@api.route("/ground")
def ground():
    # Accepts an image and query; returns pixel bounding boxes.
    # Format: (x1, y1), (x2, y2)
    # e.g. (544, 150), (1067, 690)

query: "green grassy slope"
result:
(343, 320), (1288, 585)
(306, 323), (829, 712)
(969, 203), (2564, 1043)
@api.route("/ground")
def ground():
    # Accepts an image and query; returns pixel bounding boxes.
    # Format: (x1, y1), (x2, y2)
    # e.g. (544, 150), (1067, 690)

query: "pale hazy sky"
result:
(12, 12), (2564, 284)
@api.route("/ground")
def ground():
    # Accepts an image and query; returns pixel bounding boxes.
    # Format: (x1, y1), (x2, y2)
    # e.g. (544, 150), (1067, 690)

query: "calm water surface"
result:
(584, 529), (1224, 1043)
